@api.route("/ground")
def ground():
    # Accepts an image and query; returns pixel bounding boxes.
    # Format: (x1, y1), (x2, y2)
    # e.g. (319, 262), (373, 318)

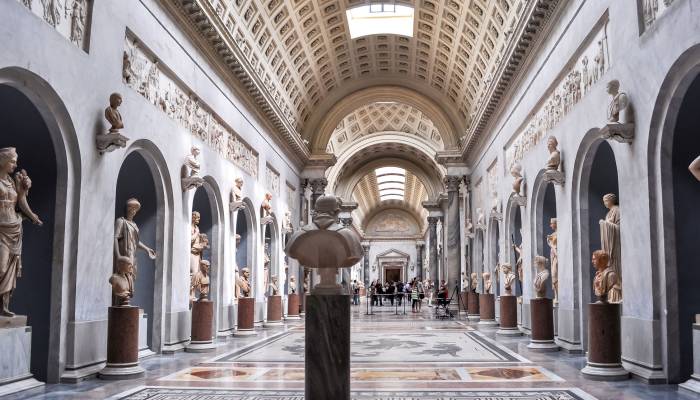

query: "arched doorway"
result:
(0, 69), (80, 383)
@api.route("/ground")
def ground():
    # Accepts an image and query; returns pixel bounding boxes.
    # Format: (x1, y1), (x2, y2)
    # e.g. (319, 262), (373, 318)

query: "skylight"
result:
(346, 4), (415, 39)
(376, 167), (406, 201)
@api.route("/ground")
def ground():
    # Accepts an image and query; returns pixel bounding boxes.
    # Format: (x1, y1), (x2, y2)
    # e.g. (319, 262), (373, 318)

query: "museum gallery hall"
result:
(0, 0), (699, 399)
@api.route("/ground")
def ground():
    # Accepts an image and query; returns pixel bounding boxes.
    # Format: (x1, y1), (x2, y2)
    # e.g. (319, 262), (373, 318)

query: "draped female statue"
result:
(114, 198), (156, 304)
(599, 193), (621, 301)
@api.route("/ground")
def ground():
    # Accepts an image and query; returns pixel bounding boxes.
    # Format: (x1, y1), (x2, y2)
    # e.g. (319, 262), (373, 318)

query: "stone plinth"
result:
(286, 293), (301, 320)
(497, 295), (521, 336)
(467, 292), (480, 321)
(0, 317), (43, 396)
(306, 294), (350, 400)
(459, 292), (469, 314)
(99, 306), (145, 380)
(527, 298), (558, 351)
(235, 297), (257, 336)
(264, 295), (283, 327)
(581, 302), (628, 380)
(478, 293), (497, 326)
(680, 324), (700, 394)
(186, 300), (215, 352)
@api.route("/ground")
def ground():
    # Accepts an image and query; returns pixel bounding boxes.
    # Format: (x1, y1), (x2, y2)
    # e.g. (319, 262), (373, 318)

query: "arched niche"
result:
(488, 218), (501, 296)
(234, 198), (256, 299)
(505, 196), (524, 297)
(648, 47), (700, 382)
(262, 214), (280, 298)
(474, 228), (485, 292)
(0, 67), (82, 382)
(572, 133), (620, 351)
(530, 171), (557, 302)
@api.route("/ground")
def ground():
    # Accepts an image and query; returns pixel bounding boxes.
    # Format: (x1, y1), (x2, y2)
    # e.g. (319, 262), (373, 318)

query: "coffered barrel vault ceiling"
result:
(166, 0), (569, 164)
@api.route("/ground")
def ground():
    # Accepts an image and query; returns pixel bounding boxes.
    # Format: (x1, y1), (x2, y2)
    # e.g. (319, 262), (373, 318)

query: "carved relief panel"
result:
(17, 0), (92, 51)
(265, 165), (280, 195)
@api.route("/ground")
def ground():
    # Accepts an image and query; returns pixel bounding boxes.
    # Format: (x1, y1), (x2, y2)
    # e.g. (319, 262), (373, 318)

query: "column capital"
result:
(339, 217), (353, 227)
(308, 178), (328, 195)
(443, 175), (463, 192)
(427, 216), (439, 227)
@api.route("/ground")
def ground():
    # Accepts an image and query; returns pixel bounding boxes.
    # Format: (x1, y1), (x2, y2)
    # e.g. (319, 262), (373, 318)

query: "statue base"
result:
(181, 176), (205, 192)
(467, 292), (480, 321)
(261, 216), (274, 225)
(496, 295), (521, 336)
(0, 316), (44, 396)
(96, 132), (129, 154)
(235, 297), (257, 336)
(543, 169), (565, 186)
(581, 302), (629, 380)
(680, 324), (700, 395)
(459, 292), (469, 314)
(600, 123), (635, 144)
(478, 293), (497, 326)
(511, 194), (527, 207)
(99, 306), (145, 380)
(527, 298), (558, 352)
(286, 293), (301, 320)
(264, 295), (283, 327)
(306, 294), (350, 400)
(229, 201), (245, 213)
(186, 300), (215, 353)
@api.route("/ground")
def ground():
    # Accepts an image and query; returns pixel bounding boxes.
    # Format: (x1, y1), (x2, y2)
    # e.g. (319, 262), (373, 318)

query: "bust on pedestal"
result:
(186, 260), (215, 352)
(235, 267), (256, 336)
(497, 264), (520, 336)
(543, 136), (565, 185)
(265, 275), (283, 327)
(478, 272), (497, 326)
(528, 256), (558, 351)
(97, 93), (129, 153)
(285, 195), (363, 400)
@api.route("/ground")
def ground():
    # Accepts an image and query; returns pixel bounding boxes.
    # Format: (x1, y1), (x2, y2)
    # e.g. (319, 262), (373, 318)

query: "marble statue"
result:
(98, 93), (129, 153)
(436, 218), (443, 252)
(181, 146), (204, 191)
(284, 195), (363, 294)
(0, 148), (43, 317)
(283, 210), (293, 233)
(470, 272), (478, 292)
(689, 156), (700, 181)
(512, 242), (523, 283)
(606, 80), (631, 124)
(533, 255), (550, 299)
(191, 259), (210, 301)
(114, 198), (157, 305)
(109, 256), (134, 306)
(510, 163), (524, 195)
(592, 250), (622, 303)
(261, 192), (273, 225)
(547, 218), (559, 304)
(543, 136), (564, 185)
(482, 272), (492, 294)
(289, 276), (297, 294)
(465, 218), (474, 235)
(501, 263), (515, 295)
(236, 267), (251, 298)
(69, 0), (87, 46)
(263, 244), (270, 292)
(476, 208), (485, 227)
(490, 191), (501, 215)
(190, 211), (206, 276)
(230, 177), (245, 212)
(599, 193), (621, 301)
(267, 275), (279, 296)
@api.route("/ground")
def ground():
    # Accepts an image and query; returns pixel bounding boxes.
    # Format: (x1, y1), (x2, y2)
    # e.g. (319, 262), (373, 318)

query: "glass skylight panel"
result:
(376, 167), (405, 176)
(346, 4), (415, 39)
(375, 166), (406, 201)
(377, 183), (404, 191)
(381, 194), (404, 201)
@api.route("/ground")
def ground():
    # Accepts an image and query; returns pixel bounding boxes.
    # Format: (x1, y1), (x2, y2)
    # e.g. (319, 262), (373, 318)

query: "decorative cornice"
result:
(462, 0), (563, 159)
(307, 153), (338, 170)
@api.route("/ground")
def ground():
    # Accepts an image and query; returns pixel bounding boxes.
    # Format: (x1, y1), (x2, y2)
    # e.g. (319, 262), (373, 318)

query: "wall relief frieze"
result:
(505, 17), (610, 170)
(122, 34), (259, 178)
(640, 0), (676, 33)
(265, 165), (280, 195)
(17, 0), (91, 51)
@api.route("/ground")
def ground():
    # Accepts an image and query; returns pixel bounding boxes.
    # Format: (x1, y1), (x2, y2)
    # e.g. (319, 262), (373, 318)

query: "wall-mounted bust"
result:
(181, 146), (204, 191)
(261, 192), (273, 225)
(230, 177), (245, 212)
(98, 93), (129, 153)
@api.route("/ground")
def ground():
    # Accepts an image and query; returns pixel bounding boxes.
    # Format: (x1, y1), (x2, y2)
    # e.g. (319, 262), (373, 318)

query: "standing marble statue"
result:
(191, 259), (210, 301)
(190, 212), (205, 276)
(236, 267), (251, 297)
(283, 210), (293, 233)
(267, 275), (279, 296)
(98, 93), (129, 153)
(482, 272), (492, 294)
(110, 256), (134, 306)
(501, 263), (515, 295)
(690, 156), (700, 181)
(436, 218), (443, 252)
(114, 198), (157, 304)
(599, 193), (621, 301)
(511, 163), (524, 195)
(592, 250), (622, 303)
(0, 148), (42, 316)
(261, 192), (274, 225)
(181, 146), (204, 191)
(476, 208), (485, 227)
(533, 255), (550, 299)
(512, 242), (523, 283)
(547, 218), (559, 304)
(289, 276), (297, 294)
(230, 177), (245, 212)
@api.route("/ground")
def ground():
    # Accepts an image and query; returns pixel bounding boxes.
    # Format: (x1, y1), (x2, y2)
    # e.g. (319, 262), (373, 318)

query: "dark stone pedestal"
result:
(581, 302), (628, 380)
(286, 293), (301, 320)
(467, 292), (480, 321)
(235, 297), (257, 336)
(99, 306), (145, 380)
(264, 295), (283, 327)
(528, 298), (558, 351)
(459, 292), (469, 314)
(478, 293), (497, 326)
(497, 295), (521, 336)
(186, 300), (215, 352)
(306, 294), (350, 400)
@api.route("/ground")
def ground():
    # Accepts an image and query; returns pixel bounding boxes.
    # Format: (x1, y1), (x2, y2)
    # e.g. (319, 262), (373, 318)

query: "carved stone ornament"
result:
(230, 177), (245, 212)
(181, 146), (205, 191)
(475, 208), (486, 230)
(97, 93), (129, 154)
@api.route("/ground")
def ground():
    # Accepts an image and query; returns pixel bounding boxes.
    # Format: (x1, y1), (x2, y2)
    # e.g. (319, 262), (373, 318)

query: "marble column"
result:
(309, 178), (327, 209)
(445, 175), (462, 287)
(415, 241), (424, 281)
(428, 216), (440, 286)
(339, 217), (353, 291)
(362, 244), (370, 287)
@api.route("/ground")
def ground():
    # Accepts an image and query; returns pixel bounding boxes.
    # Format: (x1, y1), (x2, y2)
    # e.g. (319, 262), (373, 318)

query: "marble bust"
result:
(599, 193), (621, 301)
(236, 267), (251, 298)
(283, 210), (293, 233)
(191, 259), (210, 301)
(267, 275), (279, 296)
(547, 218), (559, 304)
(543, 136), (564, 185)
(190, 212), (209, 277)
(607, 79), (631, 124)
(592, 250), (622, 303)
(462, 272), (468, 292)
(0, 148), (43, 317)
(476, 208), (485, 227)
(501, 263), (515, 295)
(510, 163), (524, 195)
(261, 192), (274, 225)
(97, 93), (129, 153)
(289, 276), (297, 294)
(284, 195), (363, 294)
(114, 198), (156, 304)
(490, 191), (501, 215)
(181, 146), (204, 191)
(470, 272), (478, 292)
(533, 255), (550, 299)
(482, 272), (492, 294)
(109, 256), (134, 306)
(230, 178), (245, 212)
(690, 156), (700, 181)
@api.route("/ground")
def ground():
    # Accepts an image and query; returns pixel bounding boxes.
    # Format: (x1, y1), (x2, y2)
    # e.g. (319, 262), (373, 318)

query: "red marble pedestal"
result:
(497, 295), (521, 336)
(478, 293), (497, 326)
(527, 298), (558, 351)
(99, 306), (145, 380)
(265, 295), (283, 327)
(459, 292), (469, 314)
(581, 302), (628, 380)
(286, 293), (301, 319)
(235, 297), (257, 336)
(467, 292), (480, 321)
(186, 300), (215, 352)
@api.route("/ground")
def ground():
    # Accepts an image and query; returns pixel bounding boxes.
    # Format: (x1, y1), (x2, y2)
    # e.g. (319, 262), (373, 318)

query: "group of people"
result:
(363, 278), (433, 313)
